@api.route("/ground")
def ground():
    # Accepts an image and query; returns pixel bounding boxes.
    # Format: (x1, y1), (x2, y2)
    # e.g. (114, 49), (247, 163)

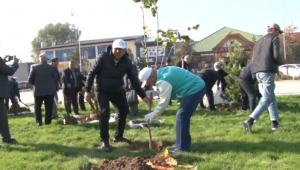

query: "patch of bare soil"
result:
(91, 156), (153, 170)
(8, 107), (30, 114)
(62, 113), (99, 125)
(127, 141), (164, 152)
(215, 103), (233, 111)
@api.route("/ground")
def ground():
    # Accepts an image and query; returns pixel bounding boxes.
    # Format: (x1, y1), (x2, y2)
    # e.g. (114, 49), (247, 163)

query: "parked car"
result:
(278, 64), (300, 78)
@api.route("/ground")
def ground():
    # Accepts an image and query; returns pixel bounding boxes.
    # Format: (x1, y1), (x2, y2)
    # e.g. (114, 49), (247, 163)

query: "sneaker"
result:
(243, 121), (252, 133)
(169, 148), (185, 154)
(113, 137), (132, 144)
(272, 124), (281, 131)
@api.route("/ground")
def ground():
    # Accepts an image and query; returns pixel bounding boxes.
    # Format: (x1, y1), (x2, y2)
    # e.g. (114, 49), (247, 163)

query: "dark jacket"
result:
(0, 57), (19, 99)
(216, 69), (228, 86)
(28, 62), (56, 97)
(62, 68), (86, 96)
(252, 34), (283, 73)
(198, 68), (219, 87)
(123, 64), (138, 92)
(53, 67), (61, 91)
(8, 79), (20, 99)
(85, 45), (146, 99)
(239, 63), (256, 83)
(176, 61), (192, 72)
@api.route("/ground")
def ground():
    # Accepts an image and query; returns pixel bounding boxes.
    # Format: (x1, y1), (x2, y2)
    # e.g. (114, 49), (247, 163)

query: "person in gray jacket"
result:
(0, 55), (19, 144)
(28, 54), (56, 126)
(244, 23), (285, 133)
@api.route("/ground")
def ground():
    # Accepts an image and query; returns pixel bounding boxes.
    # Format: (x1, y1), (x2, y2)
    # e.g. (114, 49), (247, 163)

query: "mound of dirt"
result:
(127, 141), (164, 152)
(8, 107), (31, 114)
(76, 113), (99, 124)
(215, 103), (233, 111)
(91, 156), (153, 170)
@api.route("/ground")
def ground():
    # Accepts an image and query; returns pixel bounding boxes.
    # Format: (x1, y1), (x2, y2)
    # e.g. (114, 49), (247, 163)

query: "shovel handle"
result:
(148, 93), (153, 149)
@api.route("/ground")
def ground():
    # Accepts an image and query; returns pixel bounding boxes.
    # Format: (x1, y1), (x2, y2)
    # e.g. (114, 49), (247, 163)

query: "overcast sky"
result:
(0, 0), (299, 62)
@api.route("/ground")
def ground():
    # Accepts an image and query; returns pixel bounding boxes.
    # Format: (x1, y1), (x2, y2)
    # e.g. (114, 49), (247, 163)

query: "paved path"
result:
(17, 80), (300, 107)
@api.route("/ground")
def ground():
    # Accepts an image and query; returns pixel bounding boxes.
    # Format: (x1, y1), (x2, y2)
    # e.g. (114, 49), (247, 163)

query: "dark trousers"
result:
(175, 86), (206, 151)
(128, 103), (138, 115)
(64, 93), (79, 115)
(239, 79), (256, 113)
(5, 97), (18, 115)
(0, 98), (11, 140)
(97, 90), (129, 142)
(78, 93), (86, 111)
(221, 81), (227, 92)
(52, 93), (58, 117)
(199, 83), (215, 110)
(34, 95), (54, 125)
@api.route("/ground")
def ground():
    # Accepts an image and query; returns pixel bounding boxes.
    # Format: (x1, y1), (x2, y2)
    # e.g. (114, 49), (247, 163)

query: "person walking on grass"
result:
(243, 23), (285, 132)
(84, 39), (151, 152)
(139, 66), (206, 154)
(28, 54), (56, 126)
(0, 55), (19, 144)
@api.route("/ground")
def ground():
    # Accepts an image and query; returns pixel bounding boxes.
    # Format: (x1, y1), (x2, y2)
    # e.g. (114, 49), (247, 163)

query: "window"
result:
(55, 49), (74, 62)
(81, 46), (96, 59)
(45, 51), (54, 63)
(97, 45), (108, 55)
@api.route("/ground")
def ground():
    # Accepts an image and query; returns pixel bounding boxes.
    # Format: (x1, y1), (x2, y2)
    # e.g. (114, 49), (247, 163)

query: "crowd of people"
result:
(0, 23), (285, 153)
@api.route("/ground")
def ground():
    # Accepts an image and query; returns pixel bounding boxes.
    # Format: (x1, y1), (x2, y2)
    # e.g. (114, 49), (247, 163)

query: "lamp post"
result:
(71, 14), (82, 72)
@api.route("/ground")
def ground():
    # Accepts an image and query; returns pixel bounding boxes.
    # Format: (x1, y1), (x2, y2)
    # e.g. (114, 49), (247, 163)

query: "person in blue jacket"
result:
(139, 66), (206, 154)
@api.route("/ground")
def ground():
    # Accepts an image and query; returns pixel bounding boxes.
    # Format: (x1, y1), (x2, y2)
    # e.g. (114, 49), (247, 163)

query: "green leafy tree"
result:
(221, 45), (244, 108)
(31, 22), (79, 62)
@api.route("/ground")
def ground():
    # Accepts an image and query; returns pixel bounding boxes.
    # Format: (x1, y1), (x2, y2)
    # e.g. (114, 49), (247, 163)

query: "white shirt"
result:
(150, 80), (172, 116)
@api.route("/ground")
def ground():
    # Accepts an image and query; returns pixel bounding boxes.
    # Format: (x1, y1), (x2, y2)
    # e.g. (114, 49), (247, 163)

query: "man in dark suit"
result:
(0, 55), (19, 144)
(5, 77), (22, 115)
(62, 61), (86, 115)
(51, 58), (61, 119)
(28, 53), (56, 126)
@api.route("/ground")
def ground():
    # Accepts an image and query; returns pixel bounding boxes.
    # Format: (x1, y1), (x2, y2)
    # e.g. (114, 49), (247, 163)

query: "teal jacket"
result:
(156, 66), (205, 100)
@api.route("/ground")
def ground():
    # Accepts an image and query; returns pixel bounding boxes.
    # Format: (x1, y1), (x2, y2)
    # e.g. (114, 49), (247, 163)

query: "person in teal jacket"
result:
(139, 66), (206, 154)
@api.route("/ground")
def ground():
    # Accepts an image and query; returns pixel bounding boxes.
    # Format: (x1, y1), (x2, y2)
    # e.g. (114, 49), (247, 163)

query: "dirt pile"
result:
(91, 156), (152, 170)
(62, 113), (100, 125)
(215, 103), (233, 111)
(8, 107), (31, 114)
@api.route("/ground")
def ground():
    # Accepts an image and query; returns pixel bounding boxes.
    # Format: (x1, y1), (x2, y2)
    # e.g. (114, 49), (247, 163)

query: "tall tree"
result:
(31, 22), (79, 62)
(174, 40), (194, 63)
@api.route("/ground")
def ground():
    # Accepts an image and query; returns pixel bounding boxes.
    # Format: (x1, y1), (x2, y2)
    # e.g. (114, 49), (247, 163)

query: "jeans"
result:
(175, 86), (206, 151)
(250, 72), (278, 121)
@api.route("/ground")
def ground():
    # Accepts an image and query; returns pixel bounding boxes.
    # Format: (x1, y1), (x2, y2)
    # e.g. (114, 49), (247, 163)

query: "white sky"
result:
(0, 0), (299, 62)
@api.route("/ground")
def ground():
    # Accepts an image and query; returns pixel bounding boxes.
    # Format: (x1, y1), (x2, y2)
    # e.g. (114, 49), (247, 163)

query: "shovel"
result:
(147, 93), (153, 149)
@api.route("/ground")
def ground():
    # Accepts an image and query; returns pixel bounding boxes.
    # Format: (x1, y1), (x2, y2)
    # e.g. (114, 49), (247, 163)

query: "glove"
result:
(144, 112), (156, 123)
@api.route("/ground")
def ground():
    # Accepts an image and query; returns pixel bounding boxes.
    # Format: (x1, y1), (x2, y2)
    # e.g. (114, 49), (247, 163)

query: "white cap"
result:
(138, 67), (153, 88)
(214, 62), (221, 71)
(112, 39), (127, 49)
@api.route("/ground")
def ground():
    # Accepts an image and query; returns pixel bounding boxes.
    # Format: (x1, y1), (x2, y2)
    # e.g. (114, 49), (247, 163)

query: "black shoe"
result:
(113, 137), (132, 144)
(243, 121), (252, 133)
(3, 138), (16, 144)
(210, 108), (217, 112)
(102, 141), (112, 152)
(37, 123), (43, 126)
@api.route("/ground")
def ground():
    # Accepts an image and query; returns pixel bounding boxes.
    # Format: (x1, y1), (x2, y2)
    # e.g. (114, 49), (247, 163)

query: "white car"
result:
(278, 64), (300, 78)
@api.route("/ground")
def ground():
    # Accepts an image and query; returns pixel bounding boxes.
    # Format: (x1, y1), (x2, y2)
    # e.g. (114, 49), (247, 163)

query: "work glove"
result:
(144, 112), (156, 123)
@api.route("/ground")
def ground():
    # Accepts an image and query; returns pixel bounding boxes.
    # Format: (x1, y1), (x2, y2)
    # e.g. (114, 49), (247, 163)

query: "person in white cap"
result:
(243, 23), (285, 133)
(138, 66), (206, 154)
(85, 39), (151, 152)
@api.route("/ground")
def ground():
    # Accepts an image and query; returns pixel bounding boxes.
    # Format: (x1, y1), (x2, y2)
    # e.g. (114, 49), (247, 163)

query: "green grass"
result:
(1, 95), (300, 170)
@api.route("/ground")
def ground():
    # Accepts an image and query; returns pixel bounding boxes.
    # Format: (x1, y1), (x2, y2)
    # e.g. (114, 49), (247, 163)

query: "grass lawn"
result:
(1, 95), (300, 170)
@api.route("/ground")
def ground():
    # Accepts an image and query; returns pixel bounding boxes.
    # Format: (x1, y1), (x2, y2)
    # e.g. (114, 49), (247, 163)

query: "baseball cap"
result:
(138, 67), (153, 88)
(268, 23), (283, 34)
(39, 53), (49, 60)
(112, 39), (127, 49)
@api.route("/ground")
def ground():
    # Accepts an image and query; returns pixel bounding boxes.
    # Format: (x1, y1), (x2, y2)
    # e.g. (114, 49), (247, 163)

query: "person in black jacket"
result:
(176, 55), (192, 71)
(214, 62), (228, 92)
(239, 63), (257, 113)
(243, 23), (285, 133)
(0, 55), (19, 144)
(84, 39), (151, 152)
(5, 77), (21, 115)
(62, 61), (86, 115)
(198, 68), (219, 111)
(51, 58), (61, 119)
